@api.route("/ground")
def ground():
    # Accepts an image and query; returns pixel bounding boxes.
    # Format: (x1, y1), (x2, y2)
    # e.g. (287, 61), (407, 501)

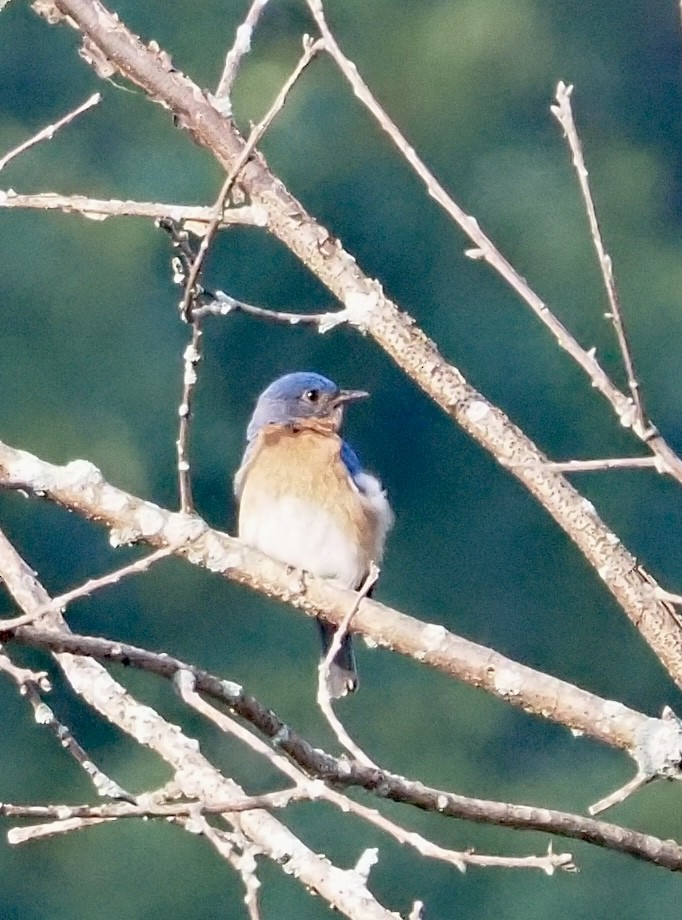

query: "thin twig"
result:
(0, 649), (50, 690)
(194, 290), (349, 331)
(306, 0), (682, 483)
(3, 441), (682, 774)
(176, 326), (202, 513)
(0, 647), (130, 800)
(11, 627), (682, 871)
(173, 35), (323, 513)
(154, 224), (345, 329)
(214, 0), (272, 112)
(8, 815), (114, 844)
(0, 92), (101, 171)
(178, 34), (324, 321)
(21, 682), (132, 800)
(161, 220), (202, 514)
(0, 545), (176, 629)
(1, 789), (306, 823)
(525, 457), (660, 474)
(0, 191), (267, 227)
(656, 587), (682, 607)
(177, 671), (573, 874)
(551, 82), (647, 431)
(5, 788), (306, 843)
(320, 564), (380, 690)
(317, 565), (379, 768)
(589, 771), (651, 816)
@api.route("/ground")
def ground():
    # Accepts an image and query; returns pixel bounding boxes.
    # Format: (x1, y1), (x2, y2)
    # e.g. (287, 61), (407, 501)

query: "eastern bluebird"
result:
(234, 372), (393, 698)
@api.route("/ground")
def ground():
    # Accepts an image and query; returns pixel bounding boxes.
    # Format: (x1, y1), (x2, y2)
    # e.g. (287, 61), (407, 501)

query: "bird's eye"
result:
(303, 389), (320, 403)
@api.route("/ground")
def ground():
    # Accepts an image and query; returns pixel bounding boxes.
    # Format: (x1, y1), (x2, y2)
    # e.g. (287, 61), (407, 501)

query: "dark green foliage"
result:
(2, 1), (682, 917)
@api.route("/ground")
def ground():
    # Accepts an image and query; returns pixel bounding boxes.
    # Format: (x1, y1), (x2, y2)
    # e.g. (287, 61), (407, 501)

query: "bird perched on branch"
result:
(235, 371), (393, 698)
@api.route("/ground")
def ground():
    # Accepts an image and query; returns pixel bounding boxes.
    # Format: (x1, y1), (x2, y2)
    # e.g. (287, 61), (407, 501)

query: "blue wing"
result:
(340, 440), (367, 491)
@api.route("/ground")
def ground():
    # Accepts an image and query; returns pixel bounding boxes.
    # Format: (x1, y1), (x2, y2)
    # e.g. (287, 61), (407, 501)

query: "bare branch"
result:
(213, 0), (271, 112)
(37, 0), (682, 685)
(0, 524), (395, 918)
(21, 681), (132, 800)
(177, 671), (575, 874)
(527, 457), (660, 473)
(551, 81), (647, 430)
(2, 440), (681, 778)
(178, 33), (323, 321)
(306, 0), (682, 482)
(0, 190), (267, 227)
(317, 565), (380, 767)
(1, 789), (306, 823)
(0, 545), (175, 629)
(8, 814), (114, 844)
(7, 626), (682, 872)
(176, 327), (201, 513)
(194, 290), (349, 331)
(0, 92), (100, 171)
(589, 771), (651, 816)
(174, 35), (323, 513)
(0, 650), (50, 690)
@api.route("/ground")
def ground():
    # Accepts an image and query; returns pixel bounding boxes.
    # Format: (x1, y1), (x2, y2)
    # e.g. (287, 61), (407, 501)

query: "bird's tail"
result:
(317, 621), (358, 699)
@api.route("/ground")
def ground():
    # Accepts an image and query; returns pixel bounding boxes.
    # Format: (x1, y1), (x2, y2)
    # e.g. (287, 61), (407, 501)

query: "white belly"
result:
(240, 495), (368, 589)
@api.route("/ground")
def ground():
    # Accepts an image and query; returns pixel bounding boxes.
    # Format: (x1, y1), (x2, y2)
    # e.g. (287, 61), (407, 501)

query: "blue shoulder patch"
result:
(340, 440), (363, 480)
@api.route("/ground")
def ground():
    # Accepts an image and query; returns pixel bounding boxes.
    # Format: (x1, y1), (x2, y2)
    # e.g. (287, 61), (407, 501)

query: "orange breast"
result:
(237, 425), (383, 568)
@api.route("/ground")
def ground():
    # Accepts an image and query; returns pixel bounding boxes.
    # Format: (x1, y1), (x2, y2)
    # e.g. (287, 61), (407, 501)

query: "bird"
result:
(234, 371), (393, 698)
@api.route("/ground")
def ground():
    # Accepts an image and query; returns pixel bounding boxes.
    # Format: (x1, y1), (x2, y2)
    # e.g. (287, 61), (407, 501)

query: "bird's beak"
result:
(334, 388), (370, 405)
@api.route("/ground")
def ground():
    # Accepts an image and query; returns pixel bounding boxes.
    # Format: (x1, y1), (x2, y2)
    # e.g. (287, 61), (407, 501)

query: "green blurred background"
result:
(2, 0), (682, 916)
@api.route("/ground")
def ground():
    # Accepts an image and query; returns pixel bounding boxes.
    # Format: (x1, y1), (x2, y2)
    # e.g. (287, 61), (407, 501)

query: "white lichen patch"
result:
(164, 512), (205, 544)
(421, 622), (447, 651)
(189, 531), (240, 572)
(109, 527), (140, 547)
(491, 666), (525, 698)
(61, 459), (103, 489)
(343, 289), (380, 330)
(33, 702), (52, 724)
(465, 400), (490, 424)
(580, 497), (597, 516)
(136, 503), (166, 537)
(100, 488), (132, 513)
(10, 451), (59, 492)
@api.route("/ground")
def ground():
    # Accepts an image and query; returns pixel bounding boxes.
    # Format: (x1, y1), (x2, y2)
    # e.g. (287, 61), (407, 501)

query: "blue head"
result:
(246, 372), (368, 442)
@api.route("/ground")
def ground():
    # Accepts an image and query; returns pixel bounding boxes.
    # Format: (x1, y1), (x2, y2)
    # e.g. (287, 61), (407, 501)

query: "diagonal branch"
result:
(551, 81), (646, 430)
(33, 0), (682, 688)
(214, 0), (272, 111)
(306, 0), (680, 477)
(0, 190), (267, 226)
(0, 92), (100, 171)
(177, 669), (574, 874)
(1, 439), (681, 787)
(173, 34), (322, 513)
(6, 625), (682, 872)
(0, 524), (396, 920)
